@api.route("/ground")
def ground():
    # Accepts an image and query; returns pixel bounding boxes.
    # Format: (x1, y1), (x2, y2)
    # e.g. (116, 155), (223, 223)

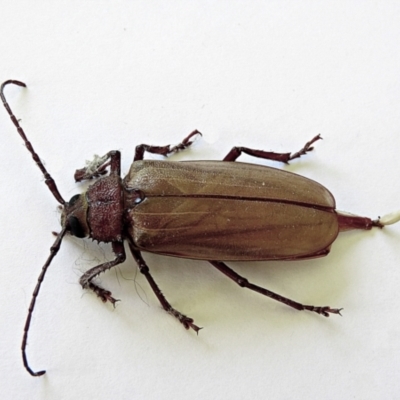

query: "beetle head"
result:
(61, 193), (90, 238)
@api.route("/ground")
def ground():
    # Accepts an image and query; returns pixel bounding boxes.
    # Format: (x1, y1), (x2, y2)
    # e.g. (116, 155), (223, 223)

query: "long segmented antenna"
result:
(22, 227), (67, 376)
(2, 80), (68, 376)
(1, 80), (65, 204)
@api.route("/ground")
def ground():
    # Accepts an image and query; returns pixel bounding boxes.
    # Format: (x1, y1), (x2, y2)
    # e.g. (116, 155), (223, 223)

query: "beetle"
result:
(2, 80), (400, 377)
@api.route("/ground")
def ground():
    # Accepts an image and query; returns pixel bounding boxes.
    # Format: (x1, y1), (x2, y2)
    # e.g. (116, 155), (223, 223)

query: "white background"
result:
(1, 2), (400, 399)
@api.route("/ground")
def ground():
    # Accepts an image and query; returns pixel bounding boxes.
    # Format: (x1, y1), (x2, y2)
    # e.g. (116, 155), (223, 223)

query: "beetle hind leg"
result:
(129, 244), (201, 333)
(209, 261), (342, 317)
(223, 134), (322, 163)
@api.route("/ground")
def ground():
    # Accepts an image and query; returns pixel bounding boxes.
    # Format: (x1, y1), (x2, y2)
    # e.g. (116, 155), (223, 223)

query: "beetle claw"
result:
(168, 129), (202, 154)
(305, 305), (343, 317)
(97, 289), (120, 306)
(288, 134), (323, 161)
(183, 318), (203, 334)
(318, 306), (343, 317)
(168, 308), (202, 333)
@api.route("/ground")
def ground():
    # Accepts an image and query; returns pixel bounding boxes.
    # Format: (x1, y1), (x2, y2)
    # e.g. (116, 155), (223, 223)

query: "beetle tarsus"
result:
(91, 285), (120, 306)
(288, 134), (322, 162)
(134, 129), (202, 161)
(79, 243), (126, 307)
(169, 309), (202, 333)
(168, 129), (202, 154)
(129, 246), (202, 333)
(306, 306), (343, 317)
(222, 134), (322, 163)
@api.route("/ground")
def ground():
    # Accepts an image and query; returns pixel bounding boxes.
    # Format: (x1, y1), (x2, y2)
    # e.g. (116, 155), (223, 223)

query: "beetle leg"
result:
(209, 261), (342, 317)
(223, 134), (322, 163)
(79, 242), (126, 305)
(129, 245), (202, 333)
(134, 129), (202, 161)
(74, 150), (121, 182)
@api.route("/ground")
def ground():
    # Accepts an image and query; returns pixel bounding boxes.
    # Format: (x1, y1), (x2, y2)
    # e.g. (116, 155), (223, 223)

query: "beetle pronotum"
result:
(2, 80), (400, 376)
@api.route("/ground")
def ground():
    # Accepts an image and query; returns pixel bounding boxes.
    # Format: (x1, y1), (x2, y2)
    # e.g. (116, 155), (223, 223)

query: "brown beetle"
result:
(2, 80), (399, 377)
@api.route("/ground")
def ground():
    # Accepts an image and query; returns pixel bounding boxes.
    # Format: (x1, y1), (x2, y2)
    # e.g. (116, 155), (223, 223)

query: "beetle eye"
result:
(68, 216), (85, 238)
(68, 194), (81, 206)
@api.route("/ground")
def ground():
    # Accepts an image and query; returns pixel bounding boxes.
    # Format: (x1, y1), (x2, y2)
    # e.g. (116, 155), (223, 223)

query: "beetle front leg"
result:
(74, 150), (121, 182)
(223, 134), (322, 163)
(209, 261), (342, 317)
(134, 129), (202, 161)
(129, 244), (201, 333)
(79, 242), (126, 305)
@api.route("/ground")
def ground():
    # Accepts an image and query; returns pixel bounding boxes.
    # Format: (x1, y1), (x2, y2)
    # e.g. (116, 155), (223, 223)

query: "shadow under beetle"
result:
(2, 80), (400, 377)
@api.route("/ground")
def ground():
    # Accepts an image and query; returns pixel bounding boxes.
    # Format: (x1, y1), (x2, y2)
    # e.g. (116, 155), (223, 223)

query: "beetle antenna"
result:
(1, 80), (65, 205)
(22, 226), (67, 377)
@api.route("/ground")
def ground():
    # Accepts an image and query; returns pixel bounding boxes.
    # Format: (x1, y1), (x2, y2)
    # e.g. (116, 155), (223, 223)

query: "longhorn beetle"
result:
(2, 80), (400, 377)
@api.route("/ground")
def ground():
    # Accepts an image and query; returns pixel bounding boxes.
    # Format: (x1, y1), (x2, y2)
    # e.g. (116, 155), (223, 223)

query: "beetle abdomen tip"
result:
(379, 210), (400, 226)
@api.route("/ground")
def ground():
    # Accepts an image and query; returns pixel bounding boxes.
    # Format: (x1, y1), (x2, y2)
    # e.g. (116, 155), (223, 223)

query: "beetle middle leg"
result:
(129, 244), (201, 333)
(134, 129), (202, 161)
(223, 134), (322, 163)
(79, 242), (126, 305)
(209, 261), (342, 317)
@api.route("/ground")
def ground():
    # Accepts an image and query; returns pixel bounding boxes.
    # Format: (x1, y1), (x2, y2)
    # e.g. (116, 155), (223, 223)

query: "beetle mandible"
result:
(2, 80), (399, 377)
